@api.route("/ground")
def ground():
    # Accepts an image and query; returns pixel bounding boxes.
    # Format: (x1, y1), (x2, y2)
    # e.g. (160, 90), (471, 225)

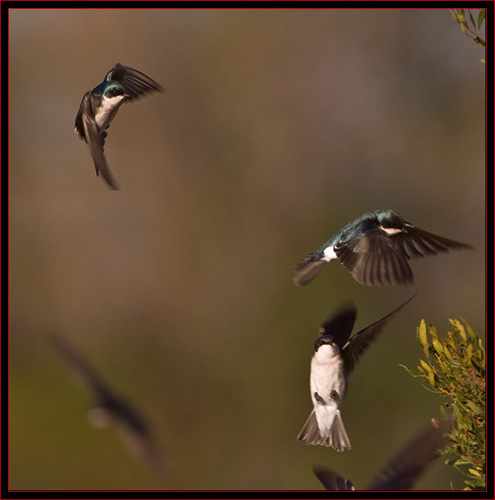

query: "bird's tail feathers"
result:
(297, 410), (351, 452)
(294, 256), (327, 286)
(330, 411), (351, 452)
(297, 410), (322, 445)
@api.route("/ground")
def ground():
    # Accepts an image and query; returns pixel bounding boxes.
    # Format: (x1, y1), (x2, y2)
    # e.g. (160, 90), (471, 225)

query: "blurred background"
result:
(9, 8), (485, 491)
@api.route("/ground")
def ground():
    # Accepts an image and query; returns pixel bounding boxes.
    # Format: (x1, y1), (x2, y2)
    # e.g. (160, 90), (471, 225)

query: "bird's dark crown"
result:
(314, 335), (337, 351)
(375, 209), (407, 230)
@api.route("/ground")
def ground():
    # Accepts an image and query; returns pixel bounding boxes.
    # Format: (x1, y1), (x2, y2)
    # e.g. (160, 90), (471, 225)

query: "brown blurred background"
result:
(9, 8), (485, 491)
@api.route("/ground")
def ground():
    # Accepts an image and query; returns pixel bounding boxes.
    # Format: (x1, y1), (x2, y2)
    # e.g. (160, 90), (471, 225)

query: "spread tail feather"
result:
(293, 256), (327, 286)
(330, 411), (351, 452)
(297, 410), (321, 445)
(297, 410), (351, 451)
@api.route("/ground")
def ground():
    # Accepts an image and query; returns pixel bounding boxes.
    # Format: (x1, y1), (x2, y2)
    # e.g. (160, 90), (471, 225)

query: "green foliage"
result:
(403, 319), (486, 490)
(450, 9), (486, 57)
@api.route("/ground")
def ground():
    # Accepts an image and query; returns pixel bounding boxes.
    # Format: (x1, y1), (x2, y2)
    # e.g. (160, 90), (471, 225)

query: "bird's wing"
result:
(113, 415), (168, 476)
(74, 92), (89, 140)
(369, 419), (449, 490)
(335, 229), (413, 286)
(79, 93), (119, 190)
(313, 466), (355, 491)
(319, 306), (357, 350)
(49, 333), (117, 403)
(108, 63), (164, 100)
(342, 294), (416, 376)
(392, 225), (473, 259)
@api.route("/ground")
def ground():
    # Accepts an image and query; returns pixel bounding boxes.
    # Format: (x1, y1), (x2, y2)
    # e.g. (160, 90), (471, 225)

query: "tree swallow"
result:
(293, 209), (472, 287)
(297, 294), (415, 451)
(75, 63), (163, 190)
(313, 418), (449, 490)
(49, 334), (167, 475)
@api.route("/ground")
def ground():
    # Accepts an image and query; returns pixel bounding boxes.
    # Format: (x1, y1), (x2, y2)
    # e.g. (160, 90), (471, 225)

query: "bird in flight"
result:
(313, 418), (449, 490)
(49, 333), (167, 475)
(293, 209), (472, 287)
(75, 63), (163, 190)
(297, 294), (415, 450)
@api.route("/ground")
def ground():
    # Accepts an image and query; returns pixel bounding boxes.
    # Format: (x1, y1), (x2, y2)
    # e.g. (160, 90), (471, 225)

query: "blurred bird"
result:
(297, 294), (415, 451)
(313, 418), (450, 490)
(75, 63), (163, 190)
(49, 334), (167, 475)
(293, 209), (472, 287)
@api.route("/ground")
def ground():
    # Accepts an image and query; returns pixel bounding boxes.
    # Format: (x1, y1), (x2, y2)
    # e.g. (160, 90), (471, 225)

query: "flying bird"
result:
(293, 209), (472, 287)
(297, 295), (415, 451)
(313, 418), (449, 490)
(75, 63), (163, 190)
(49, 334), (167, 475)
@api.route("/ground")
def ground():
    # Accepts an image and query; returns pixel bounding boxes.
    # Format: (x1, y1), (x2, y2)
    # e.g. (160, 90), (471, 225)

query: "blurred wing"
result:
(114, 421), (168, 476)
(319, 306), (357, 350)
(369, 419), (449, 490)
(79, 93), (119, 190)
(313, 466), (355, 491)
(392, 225), (473, 259)
(335, 230), (413, 286)
(342, 294), (416, 376)
(49, 333), (115, 402)
(109, 63), (164, 100)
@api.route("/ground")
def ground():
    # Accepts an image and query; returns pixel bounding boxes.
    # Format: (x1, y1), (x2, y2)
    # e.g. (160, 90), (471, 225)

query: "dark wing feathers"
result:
(109, 63), (164, 100)
(335, 230), (413, 286)
(319, 307), (356, 349)
(74, 91), (89, 140)
(369, 419), (449, 490)
(331, 224), (470, 286)
(313, 467), (355, 491)
(313, 419), (448, 491)
(393, 226), (473, 259)
(49, 333), (117, 404)
(342, 294), (416, 376)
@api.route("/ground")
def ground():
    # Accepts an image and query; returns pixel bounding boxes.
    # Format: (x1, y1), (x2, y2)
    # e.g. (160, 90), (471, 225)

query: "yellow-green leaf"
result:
(466, 322), (476, 342)
(467, 344), (473, 358)
(418, 320), (429, 357)
(433, 337), (444, 354)
(420, 359), (432, 372)
(456, 320), (467, 342)
(429, 324), (439, 339)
